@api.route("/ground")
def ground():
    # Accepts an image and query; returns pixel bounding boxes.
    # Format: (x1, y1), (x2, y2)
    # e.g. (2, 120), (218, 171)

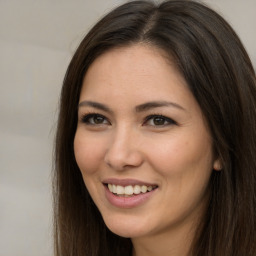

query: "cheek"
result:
(145, 133), (213, 179)
(146, 135), (213, 215)
(74, 131), (106, 175)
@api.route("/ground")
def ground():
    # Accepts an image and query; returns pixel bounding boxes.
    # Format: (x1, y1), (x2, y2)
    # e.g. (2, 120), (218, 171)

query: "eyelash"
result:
(143, 114), (177, 127)
(80, 113), (177, 127)
(80, 113), (110, 125)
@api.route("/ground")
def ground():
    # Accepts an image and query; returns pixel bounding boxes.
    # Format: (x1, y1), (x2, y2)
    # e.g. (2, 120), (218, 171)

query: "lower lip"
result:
(104, 185), (157, 209)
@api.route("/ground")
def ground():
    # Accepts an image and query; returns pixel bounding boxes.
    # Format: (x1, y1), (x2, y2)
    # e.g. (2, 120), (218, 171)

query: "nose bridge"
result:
(104, 124), (143, 170)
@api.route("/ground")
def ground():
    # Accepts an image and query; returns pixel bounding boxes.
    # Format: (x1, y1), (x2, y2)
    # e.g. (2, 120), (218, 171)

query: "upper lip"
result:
(102, 178), (158, 187)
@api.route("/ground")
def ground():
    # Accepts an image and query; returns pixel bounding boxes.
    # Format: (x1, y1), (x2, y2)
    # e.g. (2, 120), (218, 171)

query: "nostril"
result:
(104, 150), (144, 171)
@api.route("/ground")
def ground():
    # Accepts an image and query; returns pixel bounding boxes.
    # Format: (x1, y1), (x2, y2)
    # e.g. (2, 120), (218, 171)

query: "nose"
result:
(104, 126), (144, 171)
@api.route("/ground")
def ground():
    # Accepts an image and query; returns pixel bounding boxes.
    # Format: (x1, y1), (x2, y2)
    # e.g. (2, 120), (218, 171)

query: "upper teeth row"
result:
(108, 184), (153, 195)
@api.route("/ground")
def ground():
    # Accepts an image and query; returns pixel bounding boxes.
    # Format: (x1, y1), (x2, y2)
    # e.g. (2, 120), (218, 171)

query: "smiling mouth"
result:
(106, 184), (158, 197)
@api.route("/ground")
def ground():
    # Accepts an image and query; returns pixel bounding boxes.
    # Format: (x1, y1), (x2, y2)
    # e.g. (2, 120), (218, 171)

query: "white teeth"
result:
(141, 185), (147, 193)
(116, 185), (124, 195)
(124, 185), (133, 195)
(107, 184), (156, 195)
(134, 185), (141, 194)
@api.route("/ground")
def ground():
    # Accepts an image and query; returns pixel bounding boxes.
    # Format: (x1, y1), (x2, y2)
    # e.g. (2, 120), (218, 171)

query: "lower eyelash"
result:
(80, 113), (106, 124)
(79, 112), (176, 126)
(144, 114), (177, 125)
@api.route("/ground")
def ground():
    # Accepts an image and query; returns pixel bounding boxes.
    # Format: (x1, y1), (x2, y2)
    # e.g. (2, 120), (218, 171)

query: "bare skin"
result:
(74, 44), (220, 256)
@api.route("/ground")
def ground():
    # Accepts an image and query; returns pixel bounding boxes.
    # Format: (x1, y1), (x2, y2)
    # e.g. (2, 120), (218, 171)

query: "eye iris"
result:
(153, 117), (165, 125)
(93, 116), (104, 124)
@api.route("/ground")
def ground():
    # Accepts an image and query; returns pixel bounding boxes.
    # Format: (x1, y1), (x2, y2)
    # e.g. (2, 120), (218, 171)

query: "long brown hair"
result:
(53, 1), (256, 255)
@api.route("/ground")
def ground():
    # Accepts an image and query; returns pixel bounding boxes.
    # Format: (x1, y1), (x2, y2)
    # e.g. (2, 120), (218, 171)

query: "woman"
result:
(53, 1), (256, 255)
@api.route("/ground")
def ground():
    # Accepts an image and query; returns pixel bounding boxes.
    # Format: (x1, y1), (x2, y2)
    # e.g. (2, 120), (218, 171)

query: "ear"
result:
(213, 158), (222, 171)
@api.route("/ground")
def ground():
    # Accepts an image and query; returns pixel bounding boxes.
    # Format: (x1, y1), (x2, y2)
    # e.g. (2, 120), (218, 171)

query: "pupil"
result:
(94, 116), (104, 124)
(154, 117), (164, 125)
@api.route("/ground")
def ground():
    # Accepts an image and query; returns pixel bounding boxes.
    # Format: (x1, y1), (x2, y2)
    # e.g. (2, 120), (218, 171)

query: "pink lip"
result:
(103, 180), (158, 209)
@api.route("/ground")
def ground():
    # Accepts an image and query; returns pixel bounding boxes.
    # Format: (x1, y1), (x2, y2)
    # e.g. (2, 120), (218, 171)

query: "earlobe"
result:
(213, 158), (222, 171)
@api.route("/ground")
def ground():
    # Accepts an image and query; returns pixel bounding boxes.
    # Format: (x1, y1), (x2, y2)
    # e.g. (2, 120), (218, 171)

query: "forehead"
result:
(81, 44), (188, 100)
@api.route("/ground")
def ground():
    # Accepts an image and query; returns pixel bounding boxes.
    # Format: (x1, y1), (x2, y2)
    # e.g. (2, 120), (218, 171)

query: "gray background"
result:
(0, 0), (255, 255)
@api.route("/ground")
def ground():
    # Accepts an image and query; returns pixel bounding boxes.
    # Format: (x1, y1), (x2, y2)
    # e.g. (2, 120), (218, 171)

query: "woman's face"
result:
(74, 45), (219, 240)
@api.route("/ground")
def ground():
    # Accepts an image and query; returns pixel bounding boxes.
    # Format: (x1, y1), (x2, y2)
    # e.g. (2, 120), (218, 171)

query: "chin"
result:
(103, 215), (150, 238)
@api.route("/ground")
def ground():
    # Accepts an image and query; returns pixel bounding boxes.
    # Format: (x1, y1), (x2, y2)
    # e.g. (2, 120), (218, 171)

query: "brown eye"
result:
(81, 114), (109, 125)
(144, 115), (176, 127)
(152, 116), (166, 125)
(93, 115), (105, 124)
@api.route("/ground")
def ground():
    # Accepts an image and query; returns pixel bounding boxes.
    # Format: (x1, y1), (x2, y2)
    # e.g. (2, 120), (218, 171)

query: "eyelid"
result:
(80, 112), (111, 125)
(143, 114), (177, 126)
(79, 112), (176, 127)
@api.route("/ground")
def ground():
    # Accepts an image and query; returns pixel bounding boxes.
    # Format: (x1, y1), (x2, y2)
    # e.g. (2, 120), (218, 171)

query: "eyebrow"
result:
(78, 100), (185, 113)
(78, 101), (113, 113)
(135, 101), (185, 112)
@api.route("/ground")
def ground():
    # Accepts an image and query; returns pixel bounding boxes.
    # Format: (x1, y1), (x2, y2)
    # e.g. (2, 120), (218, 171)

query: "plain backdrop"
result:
(0, 0), (255, 255)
